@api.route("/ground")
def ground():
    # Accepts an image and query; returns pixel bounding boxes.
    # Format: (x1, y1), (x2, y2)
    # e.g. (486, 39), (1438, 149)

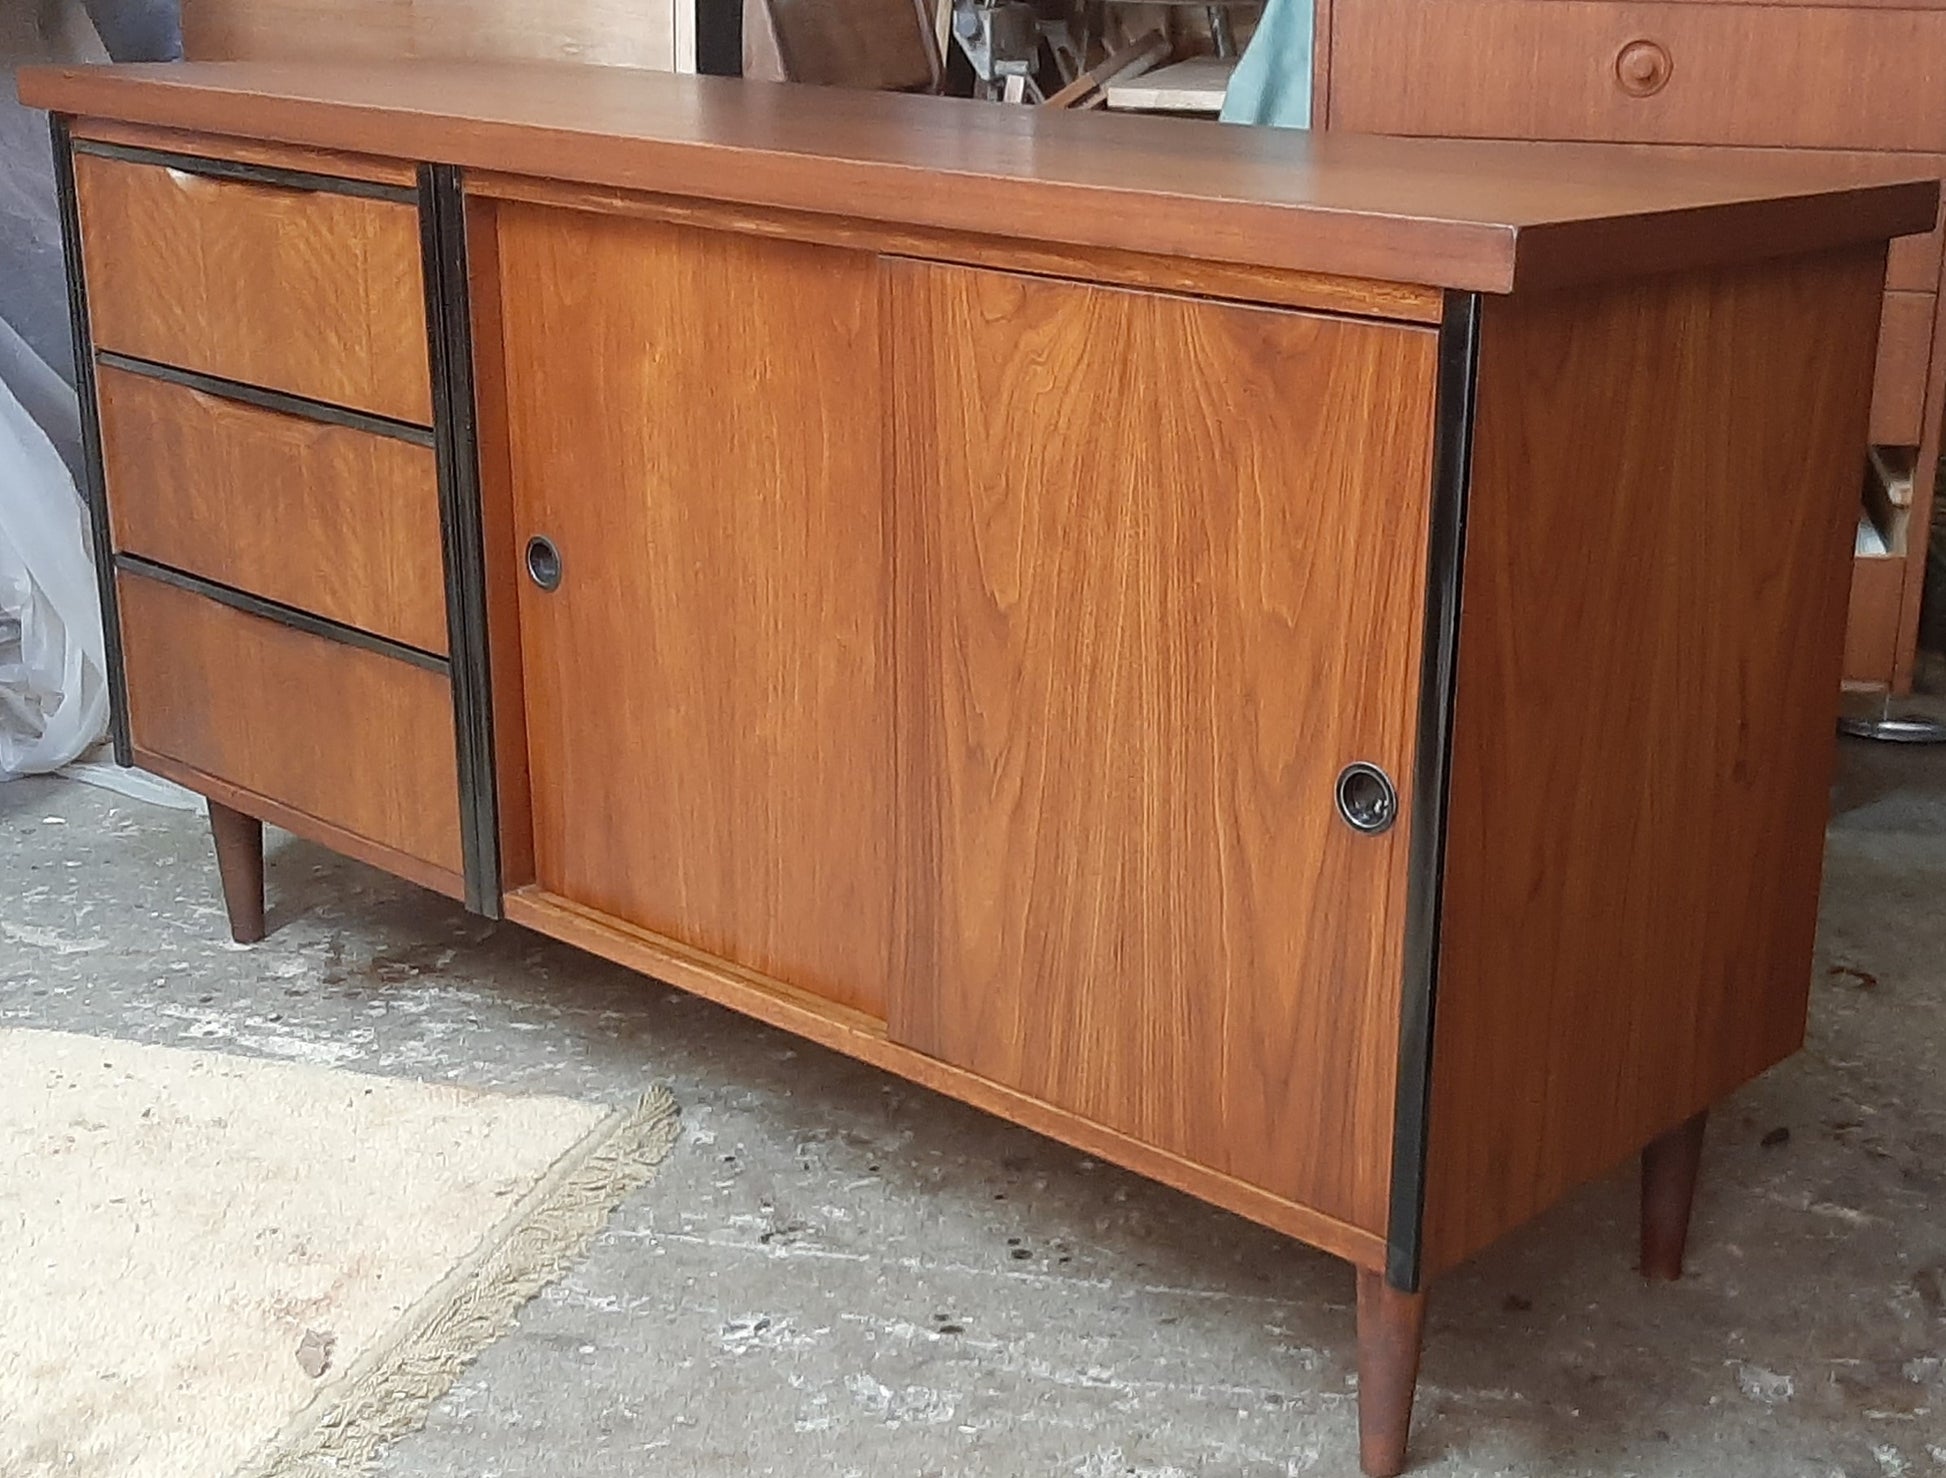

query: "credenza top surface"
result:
(20, 59), (1938, 294)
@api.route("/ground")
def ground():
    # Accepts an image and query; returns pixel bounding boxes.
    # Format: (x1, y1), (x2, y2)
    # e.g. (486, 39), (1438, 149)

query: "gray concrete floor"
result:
(2, 738), (1944, 1476)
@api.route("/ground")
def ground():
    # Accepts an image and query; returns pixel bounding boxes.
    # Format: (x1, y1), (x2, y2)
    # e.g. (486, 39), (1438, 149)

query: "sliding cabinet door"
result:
(494, 204), (894, 1018)
(889, 261), (1439, 1233)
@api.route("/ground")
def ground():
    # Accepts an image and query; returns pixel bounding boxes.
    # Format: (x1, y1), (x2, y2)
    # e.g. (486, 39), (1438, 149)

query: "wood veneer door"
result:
(889, 261), (1438, 1235)
(492, 203), (894, 1019)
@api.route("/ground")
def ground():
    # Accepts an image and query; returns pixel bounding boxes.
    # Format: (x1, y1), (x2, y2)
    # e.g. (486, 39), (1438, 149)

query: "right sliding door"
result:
(887, 260), (1439, 1233)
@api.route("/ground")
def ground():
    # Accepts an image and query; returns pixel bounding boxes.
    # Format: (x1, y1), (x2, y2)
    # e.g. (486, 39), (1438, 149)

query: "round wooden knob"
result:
(1615, 39), (1672, 97)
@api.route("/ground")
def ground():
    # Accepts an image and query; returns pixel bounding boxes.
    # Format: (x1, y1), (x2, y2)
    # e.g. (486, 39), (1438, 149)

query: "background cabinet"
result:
(887, 260), (1438, 1233)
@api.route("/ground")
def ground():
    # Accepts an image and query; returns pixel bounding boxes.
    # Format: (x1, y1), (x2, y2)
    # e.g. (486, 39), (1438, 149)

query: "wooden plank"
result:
(1045, 29), (1169, 109)
(888, 260), (1440, 1237)
(73, 148), (431, 424)
(503, 884), (1390, 1269)
(1104, 55), (1235, 113)
(118, 572), (464, 877)
(493, 203), (896, 1020)
(181, 0), (679, 72)
(98, 365), (448, 654)
(20, 61), (1936, 295)
(1420, 248), (1887, 1278)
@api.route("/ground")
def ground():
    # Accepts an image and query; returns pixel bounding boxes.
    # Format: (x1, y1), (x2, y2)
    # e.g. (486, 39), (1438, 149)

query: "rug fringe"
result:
(239, 1086), (681, 1478)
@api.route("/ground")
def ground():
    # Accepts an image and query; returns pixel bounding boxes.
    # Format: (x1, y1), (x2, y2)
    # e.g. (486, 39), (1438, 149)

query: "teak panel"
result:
(888, 261), (1440, 1235)
(73, 149), (431, 424)
(1331, 0), (1946, 153)
(97, 366), (448, 653)
(1869, 290), (1935, 448)
(494, 203), (895, 1020)
(20, 61), (1937, 295)
(1421, 248), (1886, 1277)
(118, 572), (464, 876)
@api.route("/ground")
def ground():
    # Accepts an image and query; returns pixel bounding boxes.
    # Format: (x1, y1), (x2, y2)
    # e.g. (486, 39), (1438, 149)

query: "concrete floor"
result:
(2, 739), (1944, 1477)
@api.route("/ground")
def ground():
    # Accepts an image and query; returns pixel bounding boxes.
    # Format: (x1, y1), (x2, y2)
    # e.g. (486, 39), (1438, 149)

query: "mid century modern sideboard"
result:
(19, 60), (1936, 1475)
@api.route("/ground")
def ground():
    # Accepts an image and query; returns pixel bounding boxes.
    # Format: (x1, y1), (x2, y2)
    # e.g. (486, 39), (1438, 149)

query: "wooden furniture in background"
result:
(22, 59), (1934, 1475)
(1311, 0), (1946, 692)
(181, 0), (695, 72)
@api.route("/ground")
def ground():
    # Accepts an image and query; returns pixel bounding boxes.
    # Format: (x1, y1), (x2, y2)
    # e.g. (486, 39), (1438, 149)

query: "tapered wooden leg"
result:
(1356, 1267), (1427, 1478)
(1641, 1109), (1708, 1280)
(207, 799), (266, 944)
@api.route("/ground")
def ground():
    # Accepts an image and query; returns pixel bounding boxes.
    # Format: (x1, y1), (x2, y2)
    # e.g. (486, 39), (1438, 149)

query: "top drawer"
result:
(73, 147), (432, 425)
(1330, 0), (1946, 154)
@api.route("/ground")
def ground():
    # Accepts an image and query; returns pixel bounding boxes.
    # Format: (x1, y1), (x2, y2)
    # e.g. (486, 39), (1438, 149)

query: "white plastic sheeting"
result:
(0, 319), (106, 778)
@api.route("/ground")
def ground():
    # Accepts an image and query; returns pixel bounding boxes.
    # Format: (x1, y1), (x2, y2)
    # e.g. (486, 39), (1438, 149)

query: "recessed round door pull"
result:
(526, 535), (563, 591)
(1336, 762), (1399, 835)
(1614, 38), (1673, 98)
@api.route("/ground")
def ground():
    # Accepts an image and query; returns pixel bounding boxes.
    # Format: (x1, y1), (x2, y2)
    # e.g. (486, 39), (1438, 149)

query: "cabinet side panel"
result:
(1422, 249), (1885, 1277)
(891, 261), (1439, 1235)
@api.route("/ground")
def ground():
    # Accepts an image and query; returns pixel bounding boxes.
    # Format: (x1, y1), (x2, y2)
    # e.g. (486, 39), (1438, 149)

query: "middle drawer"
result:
(98, 364), (449, 654)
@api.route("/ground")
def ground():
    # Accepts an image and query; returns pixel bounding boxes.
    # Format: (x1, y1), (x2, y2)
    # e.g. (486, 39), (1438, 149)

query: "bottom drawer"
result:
(1843, 551), (1907, 688)
(118, 571), (464, 881)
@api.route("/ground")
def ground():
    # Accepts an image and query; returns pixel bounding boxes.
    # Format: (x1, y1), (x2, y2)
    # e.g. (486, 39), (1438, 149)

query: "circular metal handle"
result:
(1336, 762), (1399, 835)
(525, 534), (563, 592)
(1614, 38), (1672, 97)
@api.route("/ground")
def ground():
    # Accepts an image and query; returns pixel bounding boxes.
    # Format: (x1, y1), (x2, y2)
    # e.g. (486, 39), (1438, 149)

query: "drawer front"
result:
(99, 367), (449, 653)
(1845, 552), (1907, 686)
(118, 572), (462, 875)
(1870, 291), (1935, 447)
(74, 149), (431, 424)
(1331, 0), (1946, 153)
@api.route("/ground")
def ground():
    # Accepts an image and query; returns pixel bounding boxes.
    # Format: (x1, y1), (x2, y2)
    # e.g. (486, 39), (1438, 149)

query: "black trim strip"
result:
(116, 554), (451, 675)
(419, 164), (503, 918)
(95, 350), (436, 447)
(1385, 289), (1482, 1294)
(51, 115), (132, 766)
(70, 137), (417, 204)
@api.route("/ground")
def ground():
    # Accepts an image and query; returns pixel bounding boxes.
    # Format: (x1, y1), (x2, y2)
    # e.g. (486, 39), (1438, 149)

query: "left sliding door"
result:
(492, 205), (896, 1020)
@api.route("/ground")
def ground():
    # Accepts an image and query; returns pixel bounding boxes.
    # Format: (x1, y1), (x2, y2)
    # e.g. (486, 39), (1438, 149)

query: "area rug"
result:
(0, 1026), (679, 1478)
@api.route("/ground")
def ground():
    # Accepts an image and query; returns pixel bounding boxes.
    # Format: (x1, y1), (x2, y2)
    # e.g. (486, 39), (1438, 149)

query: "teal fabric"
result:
(1217, 0), (1314, 128)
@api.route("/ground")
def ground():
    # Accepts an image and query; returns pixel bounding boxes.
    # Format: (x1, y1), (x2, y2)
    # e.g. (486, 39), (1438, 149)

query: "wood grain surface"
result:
(1331, 0), (1946, 153)
(97, 366), (448, 653)
(1869, 290), (1936, 447)
(73, 148), (431, 424)
(118, 572), (464, 876)
(1418, 248), (1887, 1278)
(504, 884), (1389, 1268)
(494, 203), (896, 1019)
(181, 0), (682, 72)
(21, 61), (1936, 294)
(466, 171), (1447, 324)
(72, 117), (416, 186)
(888, 261), (1439, 1234)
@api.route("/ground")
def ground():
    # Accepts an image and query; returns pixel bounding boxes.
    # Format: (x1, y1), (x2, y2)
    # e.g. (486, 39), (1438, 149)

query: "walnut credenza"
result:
(1313, 0), (1946, 691)
(20, 60), (1936, 1475)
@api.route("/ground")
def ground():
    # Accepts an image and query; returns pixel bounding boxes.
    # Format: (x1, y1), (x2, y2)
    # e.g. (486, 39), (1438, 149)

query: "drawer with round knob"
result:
(1330, 0), (1946, 154)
